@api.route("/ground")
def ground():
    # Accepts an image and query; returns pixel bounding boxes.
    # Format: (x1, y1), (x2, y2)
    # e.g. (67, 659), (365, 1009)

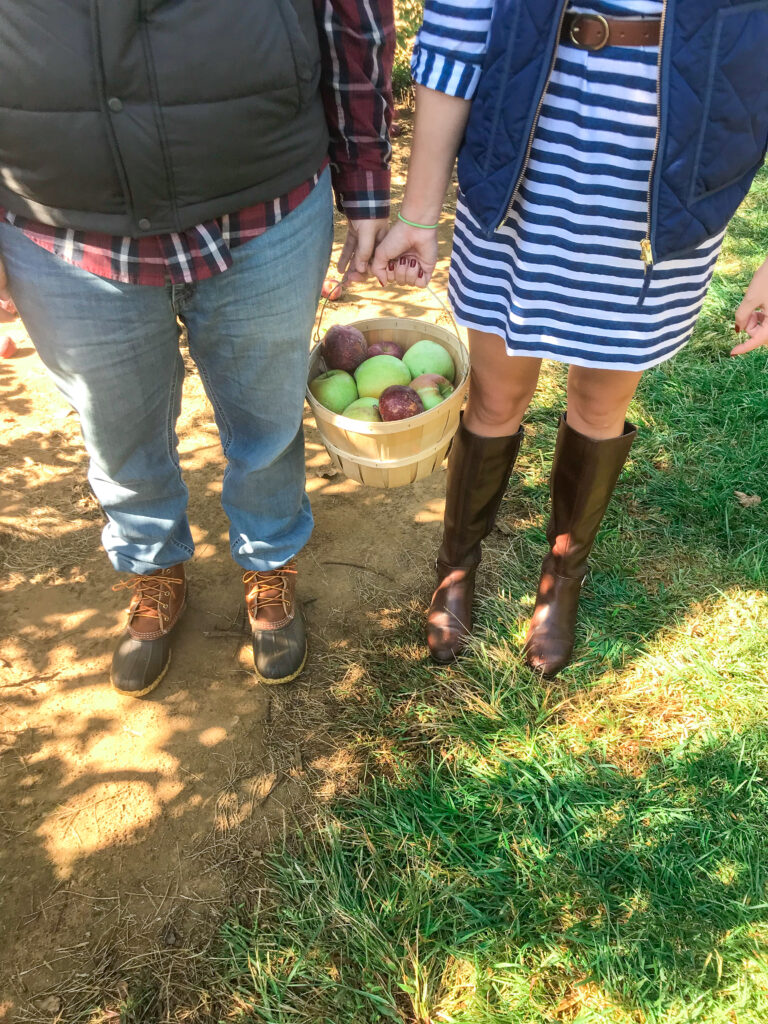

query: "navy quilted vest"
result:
(458, 0), (768, 262)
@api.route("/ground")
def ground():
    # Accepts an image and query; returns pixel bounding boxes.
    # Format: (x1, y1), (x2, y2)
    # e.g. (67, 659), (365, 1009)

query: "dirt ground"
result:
(0, 117), (464, 1020)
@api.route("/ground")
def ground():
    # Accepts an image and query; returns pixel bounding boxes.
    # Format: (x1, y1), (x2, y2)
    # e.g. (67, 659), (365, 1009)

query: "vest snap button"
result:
(138, 218), (151, 231)
(108, 97), (123, 113)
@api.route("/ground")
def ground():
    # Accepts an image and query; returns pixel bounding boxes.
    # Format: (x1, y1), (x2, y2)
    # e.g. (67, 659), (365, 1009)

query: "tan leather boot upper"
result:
(114, 564), (187, 641)
(243, 560), (297, 631)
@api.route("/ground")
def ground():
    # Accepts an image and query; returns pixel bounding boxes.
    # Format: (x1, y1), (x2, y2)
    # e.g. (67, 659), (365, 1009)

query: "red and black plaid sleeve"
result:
(314, 0), (395, 220)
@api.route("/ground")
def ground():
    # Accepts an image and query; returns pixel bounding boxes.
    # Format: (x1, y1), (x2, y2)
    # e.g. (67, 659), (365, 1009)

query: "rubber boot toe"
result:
(252, 609), (307, 685)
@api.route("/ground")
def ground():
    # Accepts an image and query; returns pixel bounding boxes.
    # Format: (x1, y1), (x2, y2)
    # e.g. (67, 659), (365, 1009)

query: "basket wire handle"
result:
(313, 281), (460, 348)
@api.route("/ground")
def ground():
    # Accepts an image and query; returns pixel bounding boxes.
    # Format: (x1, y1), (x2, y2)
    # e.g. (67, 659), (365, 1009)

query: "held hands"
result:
(0, 256), (18, 322)
(733, 257), (768, 356)
(370, 218), (438, 288)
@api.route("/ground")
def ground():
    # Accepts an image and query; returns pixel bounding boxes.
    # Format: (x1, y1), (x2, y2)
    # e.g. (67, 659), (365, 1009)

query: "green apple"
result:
(343, 397), (382, 422)
(403, 340), (456, 384)
(354, 354), (411, 399)
(309, 369), (358, 414)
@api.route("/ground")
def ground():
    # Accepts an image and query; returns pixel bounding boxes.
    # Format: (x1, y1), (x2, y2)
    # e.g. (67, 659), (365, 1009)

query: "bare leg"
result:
(464, 329), (542, 437)
(566, 365), (643, 439)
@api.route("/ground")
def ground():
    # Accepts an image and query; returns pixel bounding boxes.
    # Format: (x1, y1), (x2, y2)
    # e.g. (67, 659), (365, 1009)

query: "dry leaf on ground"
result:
(735, 490), (762, 508)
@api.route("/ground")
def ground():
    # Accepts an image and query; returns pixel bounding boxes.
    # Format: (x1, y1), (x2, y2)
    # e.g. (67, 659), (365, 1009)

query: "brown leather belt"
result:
(561, 12), (662, 50)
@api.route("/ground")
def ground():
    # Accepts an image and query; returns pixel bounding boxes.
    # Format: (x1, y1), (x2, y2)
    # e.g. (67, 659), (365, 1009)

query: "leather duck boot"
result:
(244, 560), (307, 684)
(427, 419), (524, 663)
(524, 416), (637, 677)
(111, 564), (187, 697)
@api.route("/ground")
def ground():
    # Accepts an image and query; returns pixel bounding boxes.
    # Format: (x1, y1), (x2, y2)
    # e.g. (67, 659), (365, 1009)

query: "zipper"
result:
(496, 0), (571, 232)
(640, 0), (669, 270)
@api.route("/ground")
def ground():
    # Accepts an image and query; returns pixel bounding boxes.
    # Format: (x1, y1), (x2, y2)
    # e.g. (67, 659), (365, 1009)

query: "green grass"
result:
(211, 169), (768, 1022)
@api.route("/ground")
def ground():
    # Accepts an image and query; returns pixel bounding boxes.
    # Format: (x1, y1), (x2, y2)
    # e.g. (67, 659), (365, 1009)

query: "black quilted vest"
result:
(0, 0), (329, 235)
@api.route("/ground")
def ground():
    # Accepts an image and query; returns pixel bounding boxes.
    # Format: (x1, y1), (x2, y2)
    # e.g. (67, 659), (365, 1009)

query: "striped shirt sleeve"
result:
(411, 0), (494, 100)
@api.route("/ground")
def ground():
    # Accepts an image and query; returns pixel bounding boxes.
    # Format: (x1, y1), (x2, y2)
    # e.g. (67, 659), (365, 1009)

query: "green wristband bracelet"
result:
(398, 211), (440, 230)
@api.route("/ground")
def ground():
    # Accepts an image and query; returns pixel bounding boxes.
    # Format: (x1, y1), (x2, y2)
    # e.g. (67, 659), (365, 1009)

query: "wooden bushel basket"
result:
(306, 306), (470, 489)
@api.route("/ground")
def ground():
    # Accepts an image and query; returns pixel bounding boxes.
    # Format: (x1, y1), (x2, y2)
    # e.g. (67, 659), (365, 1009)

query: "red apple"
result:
(367, 340), (404, 359)
(410, 373), (454, 410)
(322, 324), (368, 373)
(378, 385), (424, 421)
(321, 278), (344, 302)
(0, 335), (17, 359)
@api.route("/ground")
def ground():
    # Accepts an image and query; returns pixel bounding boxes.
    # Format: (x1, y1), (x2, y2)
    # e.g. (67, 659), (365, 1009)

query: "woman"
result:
(372, 0), (768, 674)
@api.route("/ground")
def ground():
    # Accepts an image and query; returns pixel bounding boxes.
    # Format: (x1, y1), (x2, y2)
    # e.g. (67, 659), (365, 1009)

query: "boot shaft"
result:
(546, 416), (637, 579)
(438, 420), (524, 569)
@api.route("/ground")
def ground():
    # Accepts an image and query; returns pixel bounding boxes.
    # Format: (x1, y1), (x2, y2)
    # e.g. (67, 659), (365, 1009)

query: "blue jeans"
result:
(0, 170), (334, 574)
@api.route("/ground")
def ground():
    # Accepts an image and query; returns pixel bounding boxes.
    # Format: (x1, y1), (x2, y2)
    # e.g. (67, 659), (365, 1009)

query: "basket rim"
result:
(306, 315), (469, 436)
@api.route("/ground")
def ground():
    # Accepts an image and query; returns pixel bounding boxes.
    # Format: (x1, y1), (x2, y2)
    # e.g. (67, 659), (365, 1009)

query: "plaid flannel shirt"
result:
(0, 0), (394, 287)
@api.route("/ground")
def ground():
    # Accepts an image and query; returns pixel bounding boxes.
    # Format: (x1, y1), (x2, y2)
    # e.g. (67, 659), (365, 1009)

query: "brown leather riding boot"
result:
(427, 420), (524, 663)
(524, 416), (637, 677)
(111, 564), (187, 697)
(244, 560), (307, 684)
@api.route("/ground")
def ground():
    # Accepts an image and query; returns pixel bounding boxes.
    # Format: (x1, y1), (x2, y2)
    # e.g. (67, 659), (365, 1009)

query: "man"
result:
(0, 1), (394, 696)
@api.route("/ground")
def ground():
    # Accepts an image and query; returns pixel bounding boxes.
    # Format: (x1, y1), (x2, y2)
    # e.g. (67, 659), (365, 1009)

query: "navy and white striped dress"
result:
(412, 0), (725, 372)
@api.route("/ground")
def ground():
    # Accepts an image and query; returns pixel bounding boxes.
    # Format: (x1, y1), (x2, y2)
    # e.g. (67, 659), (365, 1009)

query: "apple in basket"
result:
(378, 385), (424, 421)
(403, 339), (456, 384)
(355, 354), (411, 399)
(367, 340), (404, 359)
(343, 397), (382, 422)
(309, 369), (358, 414)
(322, 324), (368, 374)
(410, 373), (454, 411)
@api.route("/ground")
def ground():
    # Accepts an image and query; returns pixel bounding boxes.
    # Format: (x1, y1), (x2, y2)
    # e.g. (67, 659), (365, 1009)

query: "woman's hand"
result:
(733, 258), (768, 355)
(370, 219), (439, 288)
(0, 256), (18, 322)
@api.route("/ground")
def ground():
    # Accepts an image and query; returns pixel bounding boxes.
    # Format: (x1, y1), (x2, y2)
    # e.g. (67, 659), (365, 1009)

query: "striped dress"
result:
(412, 0), (726, 372)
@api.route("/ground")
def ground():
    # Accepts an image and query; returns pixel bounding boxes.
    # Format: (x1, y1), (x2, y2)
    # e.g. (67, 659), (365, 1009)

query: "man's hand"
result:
(338, 217), (390, 284)
(0, 256), (18, 323)
(733, 258), (768, 355)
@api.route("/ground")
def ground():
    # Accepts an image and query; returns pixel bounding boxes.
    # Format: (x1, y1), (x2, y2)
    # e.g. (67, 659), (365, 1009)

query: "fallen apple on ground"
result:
(0, 335), (17, 359)
(342, 397), (382, 422)
(410, 373), (454, 410)
(367, 340), (404, 359)
(322, 324), (368, 373)
(378, 385), (424, 421)
(321, 278), (344, 302)
(403, 339), (455, 383)
(354, 354), (411, 399)
(309, 369), (358, 414)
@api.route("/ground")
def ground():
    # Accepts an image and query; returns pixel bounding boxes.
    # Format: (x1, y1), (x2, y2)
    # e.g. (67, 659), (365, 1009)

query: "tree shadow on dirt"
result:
(0, 337), (449, 1021)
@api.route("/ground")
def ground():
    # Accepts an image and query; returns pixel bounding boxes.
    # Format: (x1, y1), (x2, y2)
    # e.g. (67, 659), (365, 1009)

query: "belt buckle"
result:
(569, 13), (610, 51)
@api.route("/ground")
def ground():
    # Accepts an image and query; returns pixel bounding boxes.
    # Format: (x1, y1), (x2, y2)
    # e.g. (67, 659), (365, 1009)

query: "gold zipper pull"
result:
(640, 237), (654, 268)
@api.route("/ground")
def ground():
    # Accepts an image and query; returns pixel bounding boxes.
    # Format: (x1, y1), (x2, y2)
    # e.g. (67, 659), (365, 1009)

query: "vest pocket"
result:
(689, 2), (768, 204)
(275, 0), (322, 109)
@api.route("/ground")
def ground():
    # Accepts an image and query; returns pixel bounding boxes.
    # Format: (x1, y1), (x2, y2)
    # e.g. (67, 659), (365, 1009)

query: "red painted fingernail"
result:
(399, 257), (406, 265)
(735, 325), (741, 333)
(409, 259), (416, 268)
(388, 261), (395, 271)
(418, 268), (424, 278)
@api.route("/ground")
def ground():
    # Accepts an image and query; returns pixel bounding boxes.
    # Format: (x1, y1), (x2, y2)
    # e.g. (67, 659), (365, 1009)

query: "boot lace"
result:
(243, 563), (296, 613)
(113, 573), (184, 624)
